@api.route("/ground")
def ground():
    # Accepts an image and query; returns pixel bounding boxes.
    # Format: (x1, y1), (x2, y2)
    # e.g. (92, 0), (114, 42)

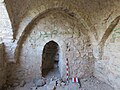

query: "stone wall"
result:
(0, 2), (10, 88)
(93, 20), (120, 90)
(0, 43), (6, 89)
(0, 1), (12, 41)
(0, 0), (120, 90)
(8, 12), (94, 84)
(0, 1), (13, 62)
(42, 41), (59, 71)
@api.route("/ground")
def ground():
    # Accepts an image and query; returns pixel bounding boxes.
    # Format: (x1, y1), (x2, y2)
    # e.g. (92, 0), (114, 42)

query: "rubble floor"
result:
(4, 65), (114, 90)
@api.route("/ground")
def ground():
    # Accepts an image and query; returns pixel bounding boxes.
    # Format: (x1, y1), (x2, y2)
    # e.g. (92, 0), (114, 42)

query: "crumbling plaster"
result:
(0, 0), (120, 90)
(7, 11), (93, 84)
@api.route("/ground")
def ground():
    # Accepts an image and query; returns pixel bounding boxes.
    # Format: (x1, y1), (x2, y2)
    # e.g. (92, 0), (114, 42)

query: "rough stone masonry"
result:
(0, 0), (120, 90)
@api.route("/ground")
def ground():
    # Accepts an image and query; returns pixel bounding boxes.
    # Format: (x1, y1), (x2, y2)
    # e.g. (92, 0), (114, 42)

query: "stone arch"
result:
(6, 6), (95, 83)
(0, 0), (14, 61)
(41, 40), (61, 77)
(3, 0), (98, 41)
(15, 7), (90, 63)
(38, 39), (64, 78)
(98, 15), (120, 59)
(0, 1), (13, 42)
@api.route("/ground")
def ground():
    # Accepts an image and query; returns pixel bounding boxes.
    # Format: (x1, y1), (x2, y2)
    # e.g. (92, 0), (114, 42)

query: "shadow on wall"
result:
(42, 40), (60, 77)
(0, 43), (6, 89)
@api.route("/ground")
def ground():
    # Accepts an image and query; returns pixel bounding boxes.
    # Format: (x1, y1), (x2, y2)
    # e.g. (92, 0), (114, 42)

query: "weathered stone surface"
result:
(33, 77), (46, 87)
(0, 43), (6, 89)
(0, 0), (120, 90)
(20, 80), (26, 87)
(31, 87), (37, 90)
(46, 84), (55, 90)
(8, 11), (93, 85)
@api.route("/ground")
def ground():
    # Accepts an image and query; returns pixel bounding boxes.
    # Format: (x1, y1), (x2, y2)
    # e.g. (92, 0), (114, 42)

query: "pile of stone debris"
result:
(31, 77), (81, 90)
(3, 76), (114, 90)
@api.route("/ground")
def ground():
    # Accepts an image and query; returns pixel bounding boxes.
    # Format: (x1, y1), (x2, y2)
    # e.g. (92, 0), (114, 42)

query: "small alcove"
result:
(42, 41), (60, 78)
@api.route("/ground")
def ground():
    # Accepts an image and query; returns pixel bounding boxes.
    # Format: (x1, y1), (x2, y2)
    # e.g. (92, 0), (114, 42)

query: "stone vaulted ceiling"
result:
(4, 0), (120, 41)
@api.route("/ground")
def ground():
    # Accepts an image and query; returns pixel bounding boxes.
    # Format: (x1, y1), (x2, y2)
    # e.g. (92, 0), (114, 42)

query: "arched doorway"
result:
(42, 40), (60, 78)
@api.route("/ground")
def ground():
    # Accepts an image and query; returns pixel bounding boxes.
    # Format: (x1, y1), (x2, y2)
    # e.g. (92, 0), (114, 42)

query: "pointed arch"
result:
(42, 40), (60, 77)
(15, 7), (90, 63)
(0, 1), (13, 41)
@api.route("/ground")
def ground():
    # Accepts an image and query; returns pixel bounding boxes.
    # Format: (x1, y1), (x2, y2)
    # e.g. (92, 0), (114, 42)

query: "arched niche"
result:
(42, 40), (61, 78)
